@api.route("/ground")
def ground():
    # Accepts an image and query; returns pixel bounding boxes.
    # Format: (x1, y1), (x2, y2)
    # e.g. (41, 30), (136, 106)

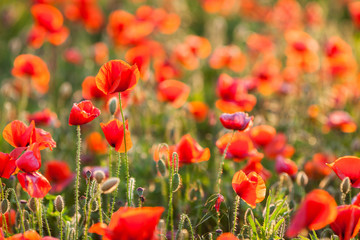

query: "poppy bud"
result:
(90, 198), (99, 212)
(94, 170), (105, 184)
(157, 159), (167, 177)
(172, 173), (182, 192)
(137, 187), (144, 197)
(24, 210), (30, 220)
(109, 97), (117, 116)
(0, 199), (9, 214)
(340, 177), (351, 194)
(180, 229), (189, 239)
(140, 196), (145, 203)
(28, 198), (37, 212)
(296, 171), (308, 187)
(101, 177), (120, 194)
(216, 229), (223, 235)
(214, 194), (224, 212)
(24, 219), (30, 231)
(55, 195), (64, 213)
(20, 200), (27, 208)
(86, 170), (92, 179)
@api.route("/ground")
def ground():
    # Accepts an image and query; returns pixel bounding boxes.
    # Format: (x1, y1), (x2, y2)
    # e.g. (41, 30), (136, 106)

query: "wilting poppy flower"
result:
(2, 120), (35, 148)
(0, 148), (25, 179)
(69, 100), (101, 126)
(324, 111), (357, 133)
(89, 207), (164, 240)
(16, 143), (41, 173)
(0, 209), (16, 233)
(264, 133), (295, 159)
(214, 194), (224, 212)
(175, 134), (210, 165)
(17, 172), (51, 198)
(45, 161), (75, 193)
(275, 155), (298, 176)
(286, 189), (338, 237)
(242, 157), (271, 182)
(304, 153), (335, 179)
(157, 80), (190, 108)
(95, 60), (140, 95)
(216, 132), (260, 162)
(330, 205), (360, 240)
(232, 170), (266, 208)
(187, 101), (209, 122)
(27, 109), (60, 128)
(219, 112), (253, 131)
(209, 45), (246, 72)
(12, 54), (50, 94)
(216, 232), (239, 240)
(249, 125), (276, 146)
(100, 119), (132, 153)
(86, 132), (108, 154)
(327, 156), (360, 188)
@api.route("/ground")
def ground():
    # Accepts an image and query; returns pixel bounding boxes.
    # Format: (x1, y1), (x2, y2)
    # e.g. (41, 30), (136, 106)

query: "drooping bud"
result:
(90, 198), (99, 212)
(1, 199), (9, 214)
(296, 171), (308, 187)
(109, 97), (117, 116)
(94, 170), (105, 184)
(101, 177), (120, 194)
(157, 159), (166, 177)
(172, 173), (182, 192)
(137, 187), (144, 197)
(215, 229), (223, 235)
(340, 177), (351, 195)
(55, 195), (65, 213)
(28, 198), (37, 213)
(86, 170), (92, 179)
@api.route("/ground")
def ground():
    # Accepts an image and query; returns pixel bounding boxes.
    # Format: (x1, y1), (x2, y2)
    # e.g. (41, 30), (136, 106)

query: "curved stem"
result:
(7, 188), (25, 233)
(176, 214), (195, 240)
(75, 125), (81, 239)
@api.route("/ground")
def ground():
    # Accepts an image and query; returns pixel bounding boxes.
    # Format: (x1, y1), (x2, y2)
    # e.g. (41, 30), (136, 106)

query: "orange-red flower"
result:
(286, 189), (338, 237)
(95, 60), (140, 95)
(327, 156), (360, 188)
(16, 143), (41, 173)
(187, 101), (209, 122)
(4, 230), (56, 240)
(100, 119), (132, 153)
(209, 45), (246, 72)
(0, 209), (15, 234)
(249, 125), (276, 146)
(349, 1), (360, 28)
(263, 133), (294, 159)
(45, 160), (75, 193)
(174, 134), (210, 165)
(219, 112), (253, 131)
(275, 155), (298, 176)
(64, 48), (83, 65)
(2, 120), (35, 148)
(216, 232), (239, 240)
(86, 132), (108, 154)
(27, 109), (60, 127)
(0, 148), (25, 179)
(324, 111), (357, 133)
(242, 157), (271, 182)
(17, 172), (51, 198)
(89, 207), (164, 240)
(154, 59), (181, 83)
(82, 76), (107, 100)
(304, 153), (335, 179)
(247, 34), (274, 56)
(157, 79), (190, 108)
(68, 100), (101, 126)
(232, 170), (266, 208)
(93, 42), (109, 65)
(12, 54), (50, 94)
(330, 205), (360, 240)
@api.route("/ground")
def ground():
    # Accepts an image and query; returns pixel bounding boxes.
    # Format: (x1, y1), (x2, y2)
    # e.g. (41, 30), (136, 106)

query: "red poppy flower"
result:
(0, 209), (16, 233)
(275, 155), (298, 176)
(34, 128), (56, 151)
(349, 1), (360, 28)
(187, 101), (209, 122)
(17, 172), (51, 198)
(242, 157), (271, 182)
(304, 153), (335, 179)
(100, 119), (133, 153)
(232, 170), (266, 208)
(95, 60), (140, 95)
(249, 125), (276, 146)
(93, 42), (109, 65)
(214, 194), (224, 212)
(286, 189), (338, 237)
(68, 100), (101, 126)
(89, 207), (164, 240)
(216, 132), (260, 162)
(263, 133), (294, 159)
(175, 134), (210, 165)
(12, 54), (50, 94)
(219, 112), (253, 131)
(330, 205), (360, 240)
(0, 148), (24, 179)
(45, 161), (75, 193)
(82, 76), (107, 100)
(247, 34), (274, 56)
(64, 48), (83, 65)
(27, 109), (60, 128)
(16, 143), (41, 173)
(3, 120), (35, 148)
(157, 79), (190, 108)
(154, 59), (181, 83)
(216, 233), (239, 240)
(327, 156), (360, 188)
(86, 132), (108, 154)
(324, 111), (357, 133)
(209, 45), (246, 72)
(5, 230), (55, 240)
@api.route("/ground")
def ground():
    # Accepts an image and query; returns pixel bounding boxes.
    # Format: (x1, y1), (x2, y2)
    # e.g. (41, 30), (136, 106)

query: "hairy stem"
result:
(232, 196), (240, 234)
(75, 125), (81, 239)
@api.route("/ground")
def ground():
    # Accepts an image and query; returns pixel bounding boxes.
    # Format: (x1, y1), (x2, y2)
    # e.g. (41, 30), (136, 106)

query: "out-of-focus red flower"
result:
(307, 104), (320, 119)
(93, 42), (109, 65)
(242, 157), (271, 182)
(17, 172), (51, 198)
(304, 153), (335, 179)
(86, 132), (108, 154)
(68, 100), (101, 126)
(324, 111), (357, 133)
(232, 170), (266, 208)
(2, 120), (35, 148)
(16, 143), (41, 173)
(349, 1), (360, 28)
(82, 76), (107, 100)
(214, 194), (224, 212)
(27, 109), (60, 128)
(64, 48), (83, 65)
(5, 230), (56, 239)
(157, 79), (190, 108)
(209, 45), (246, 72)
(219, 112), (253, 131)
(286, 189), (338, 237)
(247, 34), (274, 56)
(249, 125), (276, 146)
(327, 156), (360, 188)
(270, 0), (302, 31)
(305, 2), (323, 28)
(216, 132), (260, 162)
(45, 160), (75, 193)
(100, 119), (132, 153)
(12, 54), (50, 94)
(89, 207), (164, 240)
(0, 209), (15, 234)
(174, 134), (210, 165)
(34, 128), (56, 151)
(202, 0), (239, 16)
(154, 59), (181, 83)
(0, 148), (24, 179)
(263, 133), (294, 159)
(275, 155), (298, 176)
(216, 232), (239, 239)
(95, 60), (140, 95)
(330, 205), (360, 240)
(187, 101), (209, 122)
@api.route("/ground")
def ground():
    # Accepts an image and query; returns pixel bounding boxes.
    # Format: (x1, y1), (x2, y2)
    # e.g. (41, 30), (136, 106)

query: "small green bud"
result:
(172, 173), (182, 192)
(341, 177), (351, 195)
(1, 199), (10, 214)
(157, 159), (166, 177)
(296, 171), (308, 187)
(109, 97), (117, 115)
(55, 195), (65, 213)
(28, 198), (37, 213)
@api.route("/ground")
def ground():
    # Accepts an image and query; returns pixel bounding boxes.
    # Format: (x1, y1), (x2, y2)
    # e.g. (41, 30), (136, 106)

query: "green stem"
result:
(83, 198), (92, 240)
(75, 125), (81, 239)
(232, 196), (240, 234)
(98, 187), (103, 223)
(176, 214), (194, 240)
(118, 93), (130, 204)
(108, 148), (113, 177)
(43, 203), (51, 236)
(38, 199), (43, 236)
(60, 212), (63, 240)
(7, 188), (25, 233)
(83, 178), (90, 219)
(0, 179), (8, 235)
(166, 153), (176, 238)
(110, 152), (121, 219)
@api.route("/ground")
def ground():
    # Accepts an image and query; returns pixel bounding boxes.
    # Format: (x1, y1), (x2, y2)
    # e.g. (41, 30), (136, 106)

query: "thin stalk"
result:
(0, 179), (8, 235)
(97, 186), (103, 223)
(43, 203), (51, 236)
(110, 152), (121, 219)
(108, 148), (113, 177)
(232, 196), (240, 234)
(37, 199), (43, 236)
(7, 188), (25, 232)
(83, 178), (91, 218)
(118, 93), (130, 204)
(83, 199), (93, 240)
(59, 212), (63, 240)
(176, 214), (195, 240)
(75, 125), (81, 239)
(166, 153), (176, 238)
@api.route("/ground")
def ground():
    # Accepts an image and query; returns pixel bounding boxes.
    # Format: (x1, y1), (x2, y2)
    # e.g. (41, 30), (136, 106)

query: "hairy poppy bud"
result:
(90, 198), (99, 212)
(20, 200), (27, 208)
(55, 195), (64, 212)
(1, 199), (9, 214)
(101, 177), (120, 194)
(296, 171), (308, 187)
(137, 187), (144, 197)
(157, 159), (167, 177)
(28, 198), (37, 213)
(172, 173), (182, 192)
(94, 170), (105, 184)
(86, 170), (92, 179)
(340, 177), (351, 194)
(216, 229), (223, 234)
(109, 97), (117, 116)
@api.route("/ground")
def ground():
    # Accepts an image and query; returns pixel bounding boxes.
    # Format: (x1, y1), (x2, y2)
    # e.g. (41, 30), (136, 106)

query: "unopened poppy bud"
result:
(1, 199), (9, 214)
(101, 177), (120, 194)
(23, 210), (30, 220)
(137, 187), (144, 197)
(24, 219), (30, 231)
(20, 200), (27, 209)
(55, 195), (64, 213)
(90, 199), (99, 212)
(296, 171), (308, 187)
(109, 97), (117, 115)
(28, 198), (37, 213)
(86, 170), (92, 179)
(157, 159), (167, 177)
(215, 229), (223, 234)
(94, 170), (105, 184)
(172, 173), (182, 192)
(340, 177), (351, 194)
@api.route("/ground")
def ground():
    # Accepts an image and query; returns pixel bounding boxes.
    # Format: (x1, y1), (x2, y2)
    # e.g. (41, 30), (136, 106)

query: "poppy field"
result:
(2, 0), (360, 239)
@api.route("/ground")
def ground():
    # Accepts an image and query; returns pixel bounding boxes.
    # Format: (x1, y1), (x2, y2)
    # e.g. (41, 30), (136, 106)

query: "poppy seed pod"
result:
(55, 195), (64, 212)
(94, 170), (105, 184)
(296, 171), (308, 187)
(101, 177), (120, 194)
(28, 198), (37, 213)
(1, 199), (10, 214)
(340, 177), (351, 194)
